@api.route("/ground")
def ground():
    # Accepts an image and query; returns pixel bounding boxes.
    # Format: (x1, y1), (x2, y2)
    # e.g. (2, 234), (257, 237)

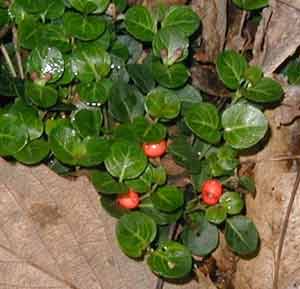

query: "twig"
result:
(12, 26), (24, 79)
(272, 161), (300, 289)
(0, 44), (17, 78)
(155, 223), (178, 289)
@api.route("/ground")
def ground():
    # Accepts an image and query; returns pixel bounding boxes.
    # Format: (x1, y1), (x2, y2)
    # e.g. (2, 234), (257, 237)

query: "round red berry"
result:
(201, 179), (223, 205)
(143, 140), (167, 158)
(117, 190), (140, 209)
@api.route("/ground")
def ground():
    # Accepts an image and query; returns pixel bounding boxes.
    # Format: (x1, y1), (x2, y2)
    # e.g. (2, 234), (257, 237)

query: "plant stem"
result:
(12, 26), (24, 79)
(0, 44), (17, 78)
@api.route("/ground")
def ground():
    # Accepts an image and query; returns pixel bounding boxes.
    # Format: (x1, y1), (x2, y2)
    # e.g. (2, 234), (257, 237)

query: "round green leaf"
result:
(25, 81), (58, 108)
(152, 61), (189, 89)
(232, 0), (268, 10)
(125, 6), (156, 42)
(151, 185), (184, 213)
(225, 215), (259, 255)
(205, 205), (227, 224)
(72, 46), (111, 82)
(69, 0), (109, 13)
(148, 241), (192, 279)
(242, 77), (283, 103)
(42, 0), (65, 20)
(10, 99), (44, 140)
(175, 84), (202, 112)
(77, 80), (110, 104)
(125, 165), (152, 193)
(64, 12), (106, 41)
(116, 212), (157, 258)
(220, 192), (244, 215)
(140, 198), (182, 225)
(15, 0), (47, 14)
(244, 66), (263, 85)
(14, 138), (49, 165)
(26, 46), (64, 84)
(91, 170), (128, 194)
(222, 103), (268, 149)
(145, 87), (181, 120)
(19, 17), (43, 49)
(0, 113), (28, 156)
(153, 27), (189, 66)
(162, 6), (200, 37)
(104, 141), (148, 181)
(49, 124), (82, 166)
(184, 102), (221, 144)
(79, 137), (111, 167)
(216, 50), (248, 90)
(71, 108), (102, 137)
(181, 214), (219, 256)
(151, 165), (167, 186)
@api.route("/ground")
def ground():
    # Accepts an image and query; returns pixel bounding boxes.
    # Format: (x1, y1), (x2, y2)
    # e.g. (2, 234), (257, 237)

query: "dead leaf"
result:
(252, 0), (300, 74)
(0, 159), (199, 289)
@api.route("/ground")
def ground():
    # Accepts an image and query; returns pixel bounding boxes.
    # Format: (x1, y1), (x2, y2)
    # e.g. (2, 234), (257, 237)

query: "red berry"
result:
(143, 140), (167, 158)
(117, 190), (140, 209)
(201, 179), (223, 205)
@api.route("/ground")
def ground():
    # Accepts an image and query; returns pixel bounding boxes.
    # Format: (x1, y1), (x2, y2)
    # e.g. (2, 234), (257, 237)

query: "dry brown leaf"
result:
(0, 159), (199, 289)
(252, 0), (300, 74)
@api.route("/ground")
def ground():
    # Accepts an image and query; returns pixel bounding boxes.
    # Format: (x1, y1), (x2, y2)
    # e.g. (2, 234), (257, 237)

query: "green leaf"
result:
(57, 55), (74, 85)
(242, 77), (283, 103)
(125, 6), (156, 42)
(182, 212), (219, 256)
(104, 140), (148, 181)
(205, 205), (227, 224)
(286, 60), (300, 85)
(64, 12), (106, 41)
(244, 66), (263, 85)
(116, 212), (157, 258)
(0, 113), (28, 156)
(151, 165), (167, 186)
(151, 185), (184, 212)
(69, 0), (109, 13)
(101, 195), (130, 218)
(77, 80), (111, 104)
(216, 50), (248, 90)
(140, 197), (182, 225)
(25, 81), (58, 108)
(10, 99), (44, 140)
(125, 165), (153, 193)
(72, 46), (111, 82)
(162, 6), (200, 37)
(14, 138), (49, 165)
(19, 16), (43, 49)
(109, 55), (130, 83)
(222, 103), (268, 149)
(239, 176), (256, 193)
(192, 160), (212, 191)
(118, 35), (143, 64)
(220, 192), (244, 215)
(225, 216), (259, 255)
(153, 27), (188, 66)
(184, 102), (221, 144)
(232, 0), (268, 10)
(71, 108), (102, 137)
(15, 0), (47, 14)
(145, 87), (180, 120)
(148, 241), (192, 279)
(111, 40), (129, 62)
(26, 46), (64, 84)
(109, 81), (144, 123)
(152, 61), (189, 89)
(0, 65), (24, 97)
(175, 84), (202, 113)
(91, 170), (128, 194)
(42, 0), (65, 20)
(0, 8), (9, 27)
(127, 64), (155, 94)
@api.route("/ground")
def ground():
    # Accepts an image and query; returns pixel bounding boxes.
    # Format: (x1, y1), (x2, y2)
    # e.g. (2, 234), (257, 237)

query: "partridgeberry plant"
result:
(0, 0), (283, 282)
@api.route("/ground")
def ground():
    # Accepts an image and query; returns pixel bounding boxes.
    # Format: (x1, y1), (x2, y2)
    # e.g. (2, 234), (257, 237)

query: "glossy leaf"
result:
(148, 241), (192, 279)
(151, 185), (184, 212)
(104, 140), (148, 181)
(14, 138), (49, 165)
(42, 0), (65, 20)
(185, 102), (221, 144)
(216, 50), (248, 90)
(175, 84), (202, 113)
(152, 61), (189, 89)
(26, 46), (64, 83)
(19, 17), (43, 49)
(69, 0), (109, 13)
(225, 216), (259, 255)
(71, 108), (102, 137)
(232, 0), (268, 10)
(116, 212), (157, 258)
(222, 103), (268, 149)
(125, 6), (156, 42)
(151, 165), (167, 186)
(244, 66), (263, 85)
(162, 6), (200, 37)
(77, 80), (111, 104)
(0, 113), (28, 156)
(205, 205), (227, 224)
(242, 77), (283, 103)
(286, 60), (300, 85)
(220, 192), (244, 215)
(15, 0), (47, 14)
(125, 165), (152, 193)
